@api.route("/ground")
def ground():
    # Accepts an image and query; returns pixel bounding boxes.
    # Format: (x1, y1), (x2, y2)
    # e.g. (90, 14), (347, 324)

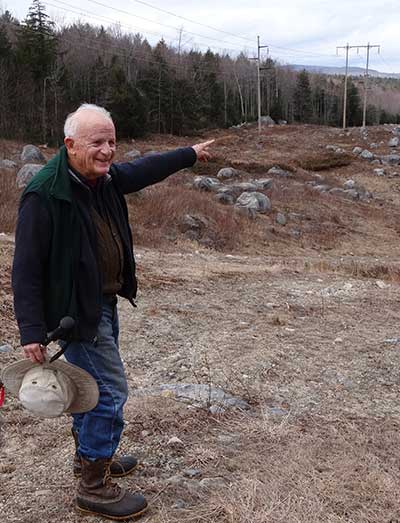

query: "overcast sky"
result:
(3, 0), (400, 73)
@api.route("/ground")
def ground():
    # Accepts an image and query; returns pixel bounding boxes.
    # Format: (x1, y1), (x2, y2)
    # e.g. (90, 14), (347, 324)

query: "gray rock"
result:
(16, 163), (43, 188)
(235, 191), (272, 215)
(380, 154), (400, 165)
(370, 143), (378, 148)
(343, 179), (356, 190)
(312, 184), (330, 193)
(124, 149), (141, 159)
(343, 189), (360, 200)
(276, 212), (287, 225)
(230, 182), (258, 193)
(215, 192), (235, 205)
(133, 383), (250, 410)
(183, 469), (202, 478)
(254, 178), (273, 190)
(172, 499), (187, 509)
(21, 145), (45, 163)
(352, 147), (363, 155)
(0, 159), (17, 169)
(217, 167), (241, 179)
(388, 137), (399, 147)
(326, 144), (337, 151)
(268, 166), (292, 177)
(193, 176), (220, 192)
(329, 188), (347, 197)
(260, 115), (275, 125)
(374, 168), (385, 176)
(0, 344), (12, 353)
(360, 150), (374, 160)
(371, 159), (381, 165)
(209, 404), (226, 415)
(199, 477), (227, 489)
(278, 119), (287, 125)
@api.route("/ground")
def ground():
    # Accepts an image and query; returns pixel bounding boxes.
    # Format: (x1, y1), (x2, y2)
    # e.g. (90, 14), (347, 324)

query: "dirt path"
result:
(2, 243), (400, 522)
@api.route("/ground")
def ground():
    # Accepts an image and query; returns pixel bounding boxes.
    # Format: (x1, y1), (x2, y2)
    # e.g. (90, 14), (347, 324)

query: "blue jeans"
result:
(64, 296), (128, 460)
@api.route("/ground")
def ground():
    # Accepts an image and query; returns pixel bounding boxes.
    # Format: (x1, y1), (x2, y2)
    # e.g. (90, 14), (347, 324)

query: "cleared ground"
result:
(1, 124), (400, 522)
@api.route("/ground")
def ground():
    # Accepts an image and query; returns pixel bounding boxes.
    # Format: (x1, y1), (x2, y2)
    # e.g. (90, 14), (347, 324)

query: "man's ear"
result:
(64, 137), (75, 153)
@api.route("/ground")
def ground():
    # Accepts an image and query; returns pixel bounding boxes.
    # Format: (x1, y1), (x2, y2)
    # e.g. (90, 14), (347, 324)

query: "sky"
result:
(3, 0), (400, 73)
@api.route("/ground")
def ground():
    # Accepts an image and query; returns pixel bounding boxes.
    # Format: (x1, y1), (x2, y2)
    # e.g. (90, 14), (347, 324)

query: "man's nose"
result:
(100, 143), (112, 155)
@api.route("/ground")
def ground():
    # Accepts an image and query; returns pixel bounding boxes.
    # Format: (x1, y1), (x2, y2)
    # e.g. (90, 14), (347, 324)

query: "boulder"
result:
(21, 145), (45, 163)
(215, 192), (235, 205)
(235, 191), (271, 215)
(16, 163), (43, 188)
(254, 178), (273, 190)
(373, 168), (385, 176)
(360, 150), (374, 160)
(267, 166), (292, 177)
(380, 154), (400, 165)
(388, 137), (399, 147)
(0, 159), (17, 169)
(260, 115), (275, 125)
(217, 167), (241, 179)
(133, 383), (250, 410)
(352, 147), (363, 155)
(230, 182), (258, 193)
(193, 176), (220, 192)
(124, 149), (141, 159)
(278, 120), (287, 125)
(276, 212), (287, 225)
(343, 179), (356, 190)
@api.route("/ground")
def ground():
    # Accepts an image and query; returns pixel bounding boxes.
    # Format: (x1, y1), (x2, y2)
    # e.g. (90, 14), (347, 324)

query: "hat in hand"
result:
(1, 359), (99, 418)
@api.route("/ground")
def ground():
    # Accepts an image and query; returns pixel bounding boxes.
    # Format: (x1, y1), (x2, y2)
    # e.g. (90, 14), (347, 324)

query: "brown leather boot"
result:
(72, 429), (138, 478)
(76, 457), (148, 520)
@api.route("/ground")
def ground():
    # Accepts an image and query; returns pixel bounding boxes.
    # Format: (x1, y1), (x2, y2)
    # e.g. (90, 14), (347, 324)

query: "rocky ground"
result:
(2, 123), (400, 522)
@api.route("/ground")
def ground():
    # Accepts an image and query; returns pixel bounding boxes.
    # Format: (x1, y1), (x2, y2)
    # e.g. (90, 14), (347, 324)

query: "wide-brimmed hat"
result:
(1, 359), (99, 418)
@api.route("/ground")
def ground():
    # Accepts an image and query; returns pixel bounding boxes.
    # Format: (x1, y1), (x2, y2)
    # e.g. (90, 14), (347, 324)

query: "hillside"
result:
(2, 123), (400, 522)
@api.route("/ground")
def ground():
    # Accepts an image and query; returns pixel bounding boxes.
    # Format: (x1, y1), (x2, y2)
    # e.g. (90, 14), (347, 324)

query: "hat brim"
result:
(1, 359), (99, 414)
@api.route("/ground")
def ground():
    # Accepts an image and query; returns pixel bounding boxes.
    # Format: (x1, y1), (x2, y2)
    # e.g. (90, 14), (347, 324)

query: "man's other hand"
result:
(23, 343), (47, 363)
(192, 140), (215, 162)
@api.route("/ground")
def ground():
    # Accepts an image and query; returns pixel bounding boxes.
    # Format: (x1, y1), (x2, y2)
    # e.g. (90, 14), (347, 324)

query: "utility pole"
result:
(336, 42), (380, 129)
(256, 36), (269, 134)
(362, 43), (380, 127)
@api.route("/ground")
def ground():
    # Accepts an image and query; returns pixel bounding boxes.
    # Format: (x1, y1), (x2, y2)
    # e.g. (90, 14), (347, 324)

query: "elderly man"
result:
(12, 104), (213, 520)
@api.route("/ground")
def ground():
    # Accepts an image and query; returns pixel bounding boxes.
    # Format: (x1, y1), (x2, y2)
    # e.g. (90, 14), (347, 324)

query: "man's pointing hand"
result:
(192, 139), (215, 163)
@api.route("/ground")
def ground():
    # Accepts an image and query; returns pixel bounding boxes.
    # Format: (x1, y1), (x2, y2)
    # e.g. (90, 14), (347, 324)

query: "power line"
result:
(125, 0), (253, 43)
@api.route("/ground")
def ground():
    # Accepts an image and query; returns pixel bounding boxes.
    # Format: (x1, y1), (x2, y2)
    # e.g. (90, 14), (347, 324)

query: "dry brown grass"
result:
(0, 169), (20, 233)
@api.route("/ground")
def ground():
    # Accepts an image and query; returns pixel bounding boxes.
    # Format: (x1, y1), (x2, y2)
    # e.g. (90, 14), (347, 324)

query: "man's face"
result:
(65, 112), (117, 180)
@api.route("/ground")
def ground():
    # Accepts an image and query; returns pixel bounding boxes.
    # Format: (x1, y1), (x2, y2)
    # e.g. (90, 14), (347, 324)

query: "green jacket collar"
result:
(49, 145), (73, 203)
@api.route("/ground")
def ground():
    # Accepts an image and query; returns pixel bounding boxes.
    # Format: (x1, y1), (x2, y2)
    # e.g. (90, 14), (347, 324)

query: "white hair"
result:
(64, 104), (113, 138)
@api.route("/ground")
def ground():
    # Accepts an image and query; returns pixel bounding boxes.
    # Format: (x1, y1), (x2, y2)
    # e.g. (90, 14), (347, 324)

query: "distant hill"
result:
(289, 64), (400, 79)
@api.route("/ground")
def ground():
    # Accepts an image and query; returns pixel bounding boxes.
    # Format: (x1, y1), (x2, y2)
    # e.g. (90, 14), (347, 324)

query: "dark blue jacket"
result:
(12, 146), (197, 346)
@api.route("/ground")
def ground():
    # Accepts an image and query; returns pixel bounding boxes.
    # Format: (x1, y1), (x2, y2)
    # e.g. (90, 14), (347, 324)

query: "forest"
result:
(0, 0), (399, 144)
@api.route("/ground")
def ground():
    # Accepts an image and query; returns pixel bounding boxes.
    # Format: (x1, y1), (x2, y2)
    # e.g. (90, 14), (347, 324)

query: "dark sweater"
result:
(12, 146), (197, 346)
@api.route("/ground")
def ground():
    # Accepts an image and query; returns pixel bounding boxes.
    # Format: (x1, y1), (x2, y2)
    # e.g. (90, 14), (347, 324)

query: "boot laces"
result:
(103, 462), (121, 496)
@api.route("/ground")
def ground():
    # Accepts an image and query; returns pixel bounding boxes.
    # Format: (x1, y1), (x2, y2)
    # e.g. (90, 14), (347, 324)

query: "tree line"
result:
(0, 0), (399, 144)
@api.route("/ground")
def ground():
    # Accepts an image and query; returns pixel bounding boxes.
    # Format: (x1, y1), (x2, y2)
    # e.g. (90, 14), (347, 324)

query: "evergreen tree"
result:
(293, 70), (313, 123)
(16, 0), (57, 81)
(347, 80), (362, 126)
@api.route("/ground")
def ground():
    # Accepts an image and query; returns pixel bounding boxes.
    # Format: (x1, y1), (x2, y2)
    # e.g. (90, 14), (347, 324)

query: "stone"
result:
(388, 137), (399, 147)
(215, 192), (235, 205)
(352, 147), (363, 155)
(16, 163), (43, 188)
(172, 499), (186, 509)
(235, 191), (272, 215)
(360, 150), (374, 160)
(343, 189), (359, 200)
(199, 477), (226, 489)
(376, 280), (388, 289)
(312, 184), (330, 193)
(193, 176), (220, 192)
(380, 154), (400, 165)
(230, 182), (258, 193)
(370, 143), (378, 148)
(21, 145), (45, 163)
(278, 119), (287, 125)
(0, 159), (17, 169)
(0, 344), (12, 353)
(276, 212), (287, 225)
(167, 436), (183, 446)
(217, 167), (241, 179)
(268, 166), (291, 177)
(133, 383), (250, 410)
(343, 179), (356, 190)
(329, 188), (346, 197)
(183, 469), (202, 478)
(254, 178), (273, 190)
(124, 149), (141, 159)
(209, 404), (226, 415)
(260, 115), (275, 125)
(374, 168), (385, 176)
(371, 159), (381, 165)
